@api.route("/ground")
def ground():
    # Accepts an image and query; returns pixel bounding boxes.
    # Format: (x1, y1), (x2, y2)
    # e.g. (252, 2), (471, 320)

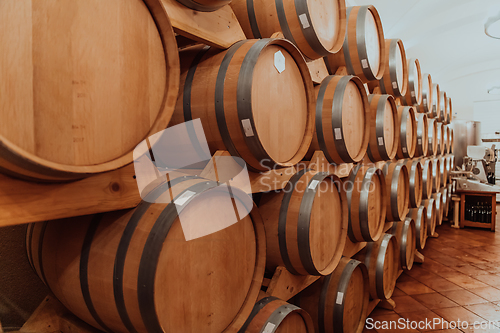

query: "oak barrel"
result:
(404, 58), (422, 106)
(396, 106), (417, 159)
(414, 113), (429, 157)
(390, 218), (417, 271)
(381, 162), (410, 222)
(308, 75), (370, 164)
(440, 187), (449, 219)
(171, 39), (315, 172)
(430, 83), (440, 119)
(259, 170), (348, 276)
(432, 157), (441, 193)
(354, 234), (399, 300)
(416, 157), (433, 200)
(438, 91), (447, 122)
(436, 122), (445, 156)
(230, 0), (346, 59)
(421, 198), (437, 237)
(450, 129), (454, 154)
(324, 5), (385, 83)
(402, 159), (423, 208)
(444, 125), (452, 154)
(427, 118), (438, 156)
(176, 0), (231, 11)
(366, 94), (398, 162)
(447, 97), (453, 124)
(378, 39), (408, 97)
(432, 192), (443, 226)
(26, 176), (265, 333)
(440, 156), (449, 187)
(295, 258), (369, 333)
(408, 206), (428, 250)
(345, 164), (386, 242)
(239, 297), (314, 333)
(418, 73), (433, 114)
(0, 0), (179, 181)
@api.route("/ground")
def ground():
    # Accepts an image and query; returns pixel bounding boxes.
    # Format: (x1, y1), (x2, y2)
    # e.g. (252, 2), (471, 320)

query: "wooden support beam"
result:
(266, 267), (320, 301)
(307, 58), (329, 84)
(378, 298), (396, 311)
(414, 251), (425, 264)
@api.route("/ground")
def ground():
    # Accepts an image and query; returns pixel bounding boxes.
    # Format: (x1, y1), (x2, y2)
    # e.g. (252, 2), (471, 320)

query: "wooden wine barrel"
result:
(381, 162), (410, 222)
(443, 125), (450, 154)
(447, 97), (453, 124)
(176, 0), (231, 11)
(295, 258), (369, 333)
(421, 198), (437, 237)
(404, 58), (422, 106)
(390, 218), (416, 270)
(171, 39), (315, 172)
(378, 39), (408, 97)
(396, 106), (417, 159)
(345, 165), (386, 242)
(324, 5), (385, 83)
(437, 91), (447, 122)
(447, 183), (453, 206)
(432, 192), (443, 226)
(366, 95), (398, 162)
(450, 129), (454, 153)
(432, 157), (441, 193)
(402, 159), (423, 208)
(231, 0), (346, 60)
(436, 122), (445, 156)
(440, 187), (449, 219)
(427, 118), (438, 156)
(26, 176), (265, 333)
(414, 113), (429, 157)
(430, 83), (440, 119)
(239, 297), (315, 333)
(354, 234), (399, 300)
(418, 73), (433, 114)
(260, 170), (348, 275)
(0, 0), (179, 182)
(417, 157), (434, 200)
(308, 75), (370, 164)
(440, 156), (449, 187)
(408, 206), (428, 250)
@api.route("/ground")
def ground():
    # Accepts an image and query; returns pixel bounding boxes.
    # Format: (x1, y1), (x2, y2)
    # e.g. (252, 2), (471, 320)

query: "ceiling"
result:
(345, 0), (500, 120)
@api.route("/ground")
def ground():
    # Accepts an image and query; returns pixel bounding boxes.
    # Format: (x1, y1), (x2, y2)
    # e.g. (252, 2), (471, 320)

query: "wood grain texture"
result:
(366, 94), (398, 162)
(382, 162), (410, 222)
(378, 39), (408, 98)
(0, 0), (179, 181)
(404, 58), (422, 106)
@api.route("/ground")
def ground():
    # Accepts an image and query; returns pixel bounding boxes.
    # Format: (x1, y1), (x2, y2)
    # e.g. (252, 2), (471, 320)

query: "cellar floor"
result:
(364, 205), (500, 333)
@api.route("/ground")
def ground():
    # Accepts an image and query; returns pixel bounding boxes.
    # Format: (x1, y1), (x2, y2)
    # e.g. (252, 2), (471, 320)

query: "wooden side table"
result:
(457, 191), (497, 231)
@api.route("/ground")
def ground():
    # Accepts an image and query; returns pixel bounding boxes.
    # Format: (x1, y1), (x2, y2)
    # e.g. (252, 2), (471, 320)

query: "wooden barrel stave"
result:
(27, 176), (266, 333)
(308, 75), (370, 164)
(171, 39), (315, 172)
(260, 170), (348, 276)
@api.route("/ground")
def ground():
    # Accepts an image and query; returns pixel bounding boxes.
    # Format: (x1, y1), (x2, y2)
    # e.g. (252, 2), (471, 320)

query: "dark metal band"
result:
(278, 169), (309, 275)
(346, 164), (361, 241)
(238, 297), (279, 333)
(37, 222), (50, 287)
(113, 176), (201, 333)
(276, 0), (298, 46)
(407, 160), (419, 206)
(376, 96), (390, 160)
(138, 180), (219, 333)
(264, 304), (301, 332)
(297, 172), (331, 275)
(26, 223), (35, 271)
(247, 0), (262, 38)
(388, 39), (401, 97)
(315, 75), (336, 163)
(332, 259), (362, 333)
(359, 167), (377, 241)
(399, 107), (410, 158)
(294, 0), (329, 57)
(215, 41), (246, 160)
(415, 206), (425, 247)
(237, 39), (274, 169)
(80, 214), (112, 333)
(331, 76), (354, 162)
(343, 7), (356, 76)
(389, 164), (403, 220)
(375, 234), (392, 299)
(175, 0), (224, 12)
(408, 59), (418, 105)
(416, 114), (426, 156)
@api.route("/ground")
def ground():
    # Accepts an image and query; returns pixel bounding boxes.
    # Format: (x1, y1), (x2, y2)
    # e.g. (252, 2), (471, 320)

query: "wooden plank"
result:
(378, 298), (396, 311)
(307, 151), (354, 178)
(307, 58), (329, 85)
(368, 299), (381, 315)
(18, 295), (100, 333)
(0, 164), (140, 227)
(161, 0), (245, 49)
(414, 251), (425, 264)
(343, 238), (367, 258)
(266, 267), (320, 301)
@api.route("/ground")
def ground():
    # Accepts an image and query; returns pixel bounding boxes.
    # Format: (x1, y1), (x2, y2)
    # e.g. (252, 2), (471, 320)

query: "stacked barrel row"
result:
(14, 0), (455, 332)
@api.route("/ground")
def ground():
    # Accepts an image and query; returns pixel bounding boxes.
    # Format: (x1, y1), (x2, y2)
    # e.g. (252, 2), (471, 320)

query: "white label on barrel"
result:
(263, 323), (276, 333)
(174, 190), (196, 206)
(361, 59), (369, 69)
(334, 128), (342, 140)
(418, 138), (422, 144)
(411, 91), (415, 97)
(308, 180), (320, 190)
(241, 119), (255, 137)
(299, 13), (310, 29)
(403, 147), (407, 153)
(336, 292), (344, 305)
(274, 51), (286, 73)
(392, 82), (397, 89)
(378, 137), (384, 146)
